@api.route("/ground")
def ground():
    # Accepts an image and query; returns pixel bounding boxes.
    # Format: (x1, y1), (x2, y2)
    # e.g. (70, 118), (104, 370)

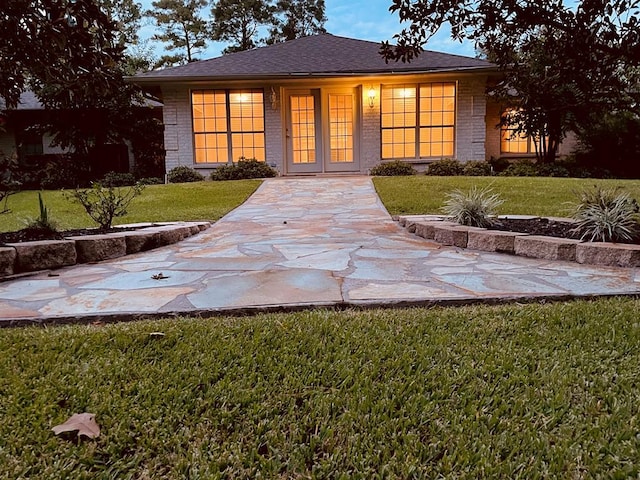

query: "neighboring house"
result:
(132, 33), (572, 176)
(0, 91), (163, 177)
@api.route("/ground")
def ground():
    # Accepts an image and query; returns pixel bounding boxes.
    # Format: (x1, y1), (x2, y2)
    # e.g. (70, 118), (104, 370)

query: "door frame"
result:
(283, 86), (361, 175)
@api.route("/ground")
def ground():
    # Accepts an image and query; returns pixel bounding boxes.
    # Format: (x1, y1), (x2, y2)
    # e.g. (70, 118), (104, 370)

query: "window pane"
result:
(329, 94), (354, 163)
(417, 82), (456, 158)
(193, 89), (265, 164)
(291, 94), (316, 164)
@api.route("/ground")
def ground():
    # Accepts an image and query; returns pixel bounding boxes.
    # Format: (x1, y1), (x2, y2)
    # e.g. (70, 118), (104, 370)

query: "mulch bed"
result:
(488, 217), (581, 240)
(0, 226), (140, 245)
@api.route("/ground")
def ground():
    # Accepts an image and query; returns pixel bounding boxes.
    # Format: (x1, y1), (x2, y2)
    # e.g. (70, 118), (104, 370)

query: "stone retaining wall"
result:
(398, 215), (640, 268)
(0, 222), (211, 279)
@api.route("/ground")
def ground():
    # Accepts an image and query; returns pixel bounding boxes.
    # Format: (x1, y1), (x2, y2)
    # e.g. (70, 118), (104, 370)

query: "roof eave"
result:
(127, 65), (499, 85)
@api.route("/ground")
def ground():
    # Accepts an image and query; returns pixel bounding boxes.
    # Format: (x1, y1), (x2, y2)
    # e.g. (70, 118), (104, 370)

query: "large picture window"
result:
(381, 82), (455, 160)
(192, 89), (265, 164)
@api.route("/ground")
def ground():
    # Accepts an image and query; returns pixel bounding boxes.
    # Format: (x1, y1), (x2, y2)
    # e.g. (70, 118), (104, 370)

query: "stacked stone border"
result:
(0, 222), (211, 279)
(398, 215), (640, 268)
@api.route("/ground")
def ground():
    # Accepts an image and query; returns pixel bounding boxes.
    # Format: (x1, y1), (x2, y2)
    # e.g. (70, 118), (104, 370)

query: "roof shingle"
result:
(134, 33), (493, 82)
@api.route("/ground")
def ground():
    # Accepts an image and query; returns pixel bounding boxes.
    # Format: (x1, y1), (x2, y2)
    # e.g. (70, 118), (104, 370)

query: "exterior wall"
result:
(161, 86), (192, 174)
(159, 74), (494, 176)
(361, 86), (381, 173)
(456, 76), (488, 162)
(264, 86), (284, 174)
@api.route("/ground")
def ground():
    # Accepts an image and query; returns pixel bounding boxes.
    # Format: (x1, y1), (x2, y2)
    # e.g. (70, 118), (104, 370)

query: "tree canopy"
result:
(146, 0), (210, 67)
(211, 0), (273, 53)
(382, 0), (640, 162)
(267, 0), (327, 44)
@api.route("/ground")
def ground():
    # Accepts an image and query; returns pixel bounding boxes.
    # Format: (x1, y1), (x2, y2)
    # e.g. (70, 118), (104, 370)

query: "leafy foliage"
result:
(369, 160), (417, 176)
(0, 153), (20, 214)
(65, 182), (144, 230)
(267, 0), (327, 44)
(101, 171), (136, 187)
(382, 0), (640, 164)
(441, 186), (503, 227)
(462, 160), (492, 176)
(426, 158), (464, 176)
(25, 192), (57, 232)
(210, 158), (277, 180)
(145, 0), (209, 67)
(571, 186), (640, 242)
(211, 0), (272, 53)
(167, 165), (205, 183)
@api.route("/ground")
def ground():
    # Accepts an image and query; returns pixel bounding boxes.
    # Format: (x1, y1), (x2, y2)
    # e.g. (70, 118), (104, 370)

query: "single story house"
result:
(132, 33), (573, 176)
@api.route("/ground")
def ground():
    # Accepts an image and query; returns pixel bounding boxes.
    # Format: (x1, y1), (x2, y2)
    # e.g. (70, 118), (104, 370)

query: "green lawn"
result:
(0, 180), (262, 232)
(373, 176), (640, 217)
(2, 299), (640, 478)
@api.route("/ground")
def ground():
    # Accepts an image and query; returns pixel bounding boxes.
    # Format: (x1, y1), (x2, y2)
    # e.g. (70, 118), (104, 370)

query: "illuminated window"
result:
(192, 89), (265, 164)
(381, 83), (455, 160)
(500, 110), (540, 154)
(329, 94), (354, 162)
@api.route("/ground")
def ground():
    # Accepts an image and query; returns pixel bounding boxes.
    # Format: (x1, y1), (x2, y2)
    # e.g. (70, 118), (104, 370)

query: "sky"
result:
(137, 0), (477, 60)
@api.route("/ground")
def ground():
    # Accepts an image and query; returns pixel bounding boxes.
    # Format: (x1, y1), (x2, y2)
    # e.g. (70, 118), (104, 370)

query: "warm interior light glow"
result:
(368, 86), (376, 108)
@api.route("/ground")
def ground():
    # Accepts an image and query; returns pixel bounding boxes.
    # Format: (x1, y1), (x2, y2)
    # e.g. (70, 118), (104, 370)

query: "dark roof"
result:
(134, 33), (494, 83)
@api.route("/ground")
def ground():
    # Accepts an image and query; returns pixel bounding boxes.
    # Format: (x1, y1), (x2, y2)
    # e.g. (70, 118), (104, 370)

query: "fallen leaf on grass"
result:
(52, 413), (100, 439)
(151, 272), (169, 280)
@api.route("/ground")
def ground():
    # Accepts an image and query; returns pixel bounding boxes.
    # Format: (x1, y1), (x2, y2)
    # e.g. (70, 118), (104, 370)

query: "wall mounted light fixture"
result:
(368, 86), (376, 108)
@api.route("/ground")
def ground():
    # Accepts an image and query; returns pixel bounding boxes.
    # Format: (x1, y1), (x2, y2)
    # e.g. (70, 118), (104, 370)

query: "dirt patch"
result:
(489, 218), (581, 240)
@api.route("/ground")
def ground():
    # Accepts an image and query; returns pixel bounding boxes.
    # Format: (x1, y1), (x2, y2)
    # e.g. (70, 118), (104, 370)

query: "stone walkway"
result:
(1, 176), (639, 325)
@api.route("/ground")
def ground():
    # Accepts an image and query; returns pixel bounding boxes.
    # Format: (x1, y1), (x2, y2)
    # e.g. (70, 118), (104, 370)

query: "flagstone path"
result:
(1, 176), (639, 325)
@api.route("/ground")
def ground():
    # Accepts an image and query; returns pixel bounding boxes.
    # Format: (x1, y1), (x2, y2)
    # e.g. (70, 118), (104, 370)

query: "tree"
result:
(211, 0), (272, 54)
(146, 0), (209, 66)
(381, 0), (640, 163)
(267, 0), (326, 44)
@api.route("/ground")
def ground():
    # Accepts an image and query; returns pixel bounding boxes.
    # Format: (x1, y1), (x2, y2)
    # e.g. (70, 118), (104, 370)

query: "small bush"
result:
(500, 160), (539, 177)
(571, 186), (640, 242)
(65, 182), (145, 230)
(210, 158), (277, 181)
(370, 161), (417, 176)
(137, 177), (164, 185)
(441, 186), (503, 228)
(0, 153), (20, 214)
(24, 192), (57, 232)
(167, 166), (205, 183)
(462, 160), (492, 176)
(101, 171), (136, 187)
(426, 158), (464, 176)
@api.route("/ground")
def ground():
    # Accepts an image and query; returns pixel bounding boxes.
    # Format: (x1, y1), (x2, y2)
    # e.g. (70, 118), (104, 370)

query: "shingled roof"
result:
(134, 33), (494, 83)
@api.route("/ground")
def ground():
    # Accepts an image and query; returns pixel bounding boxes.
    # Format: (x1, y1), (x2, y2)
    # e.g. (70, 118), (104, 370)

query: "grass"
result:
(1, 299), (640, 478)
(0, 180), (262, 233)
(373, 176), (640, 217)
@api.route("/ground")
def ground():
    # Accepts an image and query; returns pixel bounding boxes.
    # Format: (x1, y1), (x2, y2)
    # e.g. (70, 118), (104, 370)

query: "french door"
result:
(285, 88), (360, 174)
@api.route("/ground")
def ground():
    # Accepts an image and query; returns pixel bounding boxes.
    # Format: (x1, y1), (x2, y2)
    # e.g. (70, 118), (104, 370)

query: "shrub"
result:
(441, 186), (503, 228)
(0, 153), (20, 214)
(137, 177), (164, 185)
(370, 160), (417, 176)
(426, 158), (464, 176)
(101, 171), (136, 187)
(24, 192), (57, 232)
(167, 165), (205, 183)
(462, 160), (492, 176)
(500, 160), (539, 177)
(571, 186), (640, 242)
(210, 158), (277, 181)
(65, 182), (145, 230)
